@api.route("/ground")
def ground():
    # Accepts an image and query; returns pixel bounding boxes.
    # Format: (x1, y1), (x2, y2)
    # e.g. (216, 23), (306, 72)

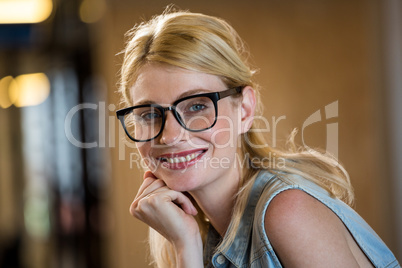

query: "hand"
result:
(130, 171), (203, 265)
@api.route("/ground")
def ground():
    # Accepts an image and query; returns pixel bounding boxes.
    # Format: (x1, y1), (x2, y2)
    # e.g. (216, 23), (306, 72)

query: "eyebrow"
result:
(133, 88), (211, 106)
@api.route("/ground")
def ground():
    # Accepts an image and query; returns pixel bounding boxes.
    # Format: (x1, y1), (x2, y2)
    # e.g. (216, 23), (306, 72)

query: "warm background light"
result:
(7, 73), (50, 107)
(0, 76), (14, 108)
(79, 0), (106, 24)
(0, 0), (53, 24)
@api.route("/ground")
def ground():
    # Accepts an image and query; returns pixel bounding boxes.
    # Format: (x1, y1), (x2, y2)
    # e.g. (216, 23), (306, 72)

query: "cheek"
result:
(135, 143), (153, 167)
(205, 112), (241, 148)
(136, 142), (150, 156)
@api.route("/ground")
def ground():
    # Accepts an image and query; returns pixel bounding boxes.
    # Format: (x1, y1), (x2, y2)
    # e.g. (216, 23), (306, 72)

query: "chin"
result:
(157, 169), (204, 192)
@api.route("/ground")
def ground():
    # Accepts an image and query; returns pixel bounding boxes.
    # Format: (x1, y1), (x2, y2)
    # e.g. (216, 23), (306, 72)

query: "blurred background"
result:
(0, 0), (401, 267)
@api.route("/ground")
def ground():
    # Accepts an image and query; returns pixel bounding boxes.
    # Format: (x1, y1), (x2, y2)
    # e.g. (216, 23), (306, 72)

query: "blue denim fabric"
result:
(204, 170), (400, 268)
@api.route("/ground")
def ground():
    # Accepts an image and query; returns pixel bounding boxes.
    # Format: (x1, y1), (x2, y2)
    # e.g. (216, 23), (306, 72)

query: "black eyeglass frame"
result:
(116, 86), (243, 142)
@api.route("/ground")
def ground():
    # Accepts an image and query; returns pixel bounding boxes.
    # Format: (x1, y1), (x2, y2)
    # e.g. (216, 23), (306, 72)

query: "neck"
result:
(189, 167), (241, 237)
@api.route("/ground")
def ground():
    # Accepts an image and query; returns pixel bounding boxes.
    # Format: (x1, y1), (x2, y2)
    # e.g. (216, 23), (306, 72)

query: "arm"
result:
(264, 189), (362, 268)
(130, 171), (203, 268)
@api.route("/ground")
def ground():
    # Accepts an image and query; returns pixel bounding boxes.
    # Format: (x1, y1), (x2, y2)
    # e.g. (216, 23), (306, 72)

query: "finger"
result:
(143, 170), (157, 180)
(135, 172), (160, 199)
(135, 177), (156, 199)
(134, 179), (167, 204)
(150, 188), (198, 216)
(131, 179), (166, 217)
(169, 191), (198, 216)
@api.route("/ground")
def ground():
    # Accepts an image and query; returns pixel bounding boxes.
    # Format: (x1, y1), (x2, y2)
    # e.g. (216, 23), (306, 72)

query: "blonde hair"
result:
(119, 7), (354, 268)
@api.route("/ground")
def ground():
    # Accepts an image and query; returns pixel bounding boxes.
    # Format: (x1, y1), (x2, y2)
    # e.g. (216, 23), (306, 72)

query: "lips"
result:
(156, 148), (207, 170)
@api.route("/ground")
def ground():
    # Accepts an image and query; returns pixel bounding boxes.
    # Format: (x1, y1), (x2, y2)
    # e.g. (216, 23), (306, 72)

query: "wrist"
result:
(174, 234), (203, 268)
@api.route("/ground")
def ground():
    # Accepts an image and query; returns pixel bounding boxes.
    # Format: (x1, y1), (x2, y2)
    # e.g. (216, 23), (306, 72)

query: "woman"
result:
(116, 8), (400, 268)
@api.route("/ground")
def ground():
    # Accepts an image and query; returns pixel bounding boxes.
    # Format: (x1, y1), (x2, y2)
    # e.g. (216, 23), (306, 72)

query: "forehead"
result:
(130, 63), (226, 105)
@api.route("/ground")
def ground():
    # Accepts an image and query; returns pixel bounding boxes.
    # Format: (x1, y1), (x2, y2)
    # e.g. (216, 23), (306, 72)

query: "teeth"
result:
(162, 152), (202, 164)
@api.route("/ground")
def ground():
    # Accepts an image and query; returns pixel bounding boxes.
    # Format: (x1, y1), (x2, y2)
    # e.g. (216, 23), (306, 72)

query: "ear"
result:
(239, 86), (256, 134)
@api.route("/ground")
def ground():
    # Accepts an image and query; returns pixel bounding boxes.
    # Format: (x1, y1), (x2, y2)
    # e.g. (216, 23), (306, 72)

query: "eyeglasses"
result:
(116, 86), (242, 142)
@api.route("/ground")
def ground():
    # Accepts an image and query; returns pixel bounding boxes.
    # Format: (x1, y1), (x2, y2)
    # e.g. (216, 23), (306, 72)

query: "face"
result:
(130, 63), (253, 193)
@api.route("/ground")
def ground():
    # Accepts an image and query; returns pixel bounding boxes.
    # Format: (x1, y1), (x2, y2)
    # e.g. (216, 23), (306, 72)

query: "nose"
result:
(159, 111), (184, 145)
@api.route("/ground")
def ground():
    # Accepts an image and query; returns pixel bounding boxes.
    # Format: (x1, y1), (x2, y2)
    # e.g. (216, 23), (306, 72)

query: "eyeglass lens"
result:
(123, 96), (216, 141)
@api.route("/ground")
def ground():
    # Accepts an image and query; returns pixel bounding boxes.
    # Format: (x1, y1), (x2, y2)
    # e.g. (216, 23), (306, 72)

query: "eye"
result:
(132, 107), (162, 123)
(188, 103), (206, 112)
(141, 112), (161, 121)
(177, 96), (213, 116)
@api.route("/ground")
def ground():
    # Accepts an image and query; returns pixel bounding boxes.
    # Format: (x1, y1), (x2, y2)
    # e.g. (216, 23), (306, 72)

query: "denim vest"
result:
(204, 170), (400, 268)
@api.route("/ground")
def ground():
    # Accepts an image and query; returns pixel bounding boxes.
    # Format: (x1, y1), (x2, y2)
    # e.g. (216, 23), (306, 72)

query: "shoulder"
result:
(264, 189), (339, 239)
(264, 189), (359, 267)
(265, 188), (331, 226)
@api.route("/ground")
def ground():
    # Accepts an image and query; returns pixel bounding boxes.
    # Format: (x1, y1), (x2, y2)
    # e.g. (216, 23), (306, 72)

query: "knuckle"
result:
(129, 203), (138, 217)
(130, 199), (144, 218)
(130, 207), (143, 219)
(146, 194), (161, 207)
(130, 194), (160, 218)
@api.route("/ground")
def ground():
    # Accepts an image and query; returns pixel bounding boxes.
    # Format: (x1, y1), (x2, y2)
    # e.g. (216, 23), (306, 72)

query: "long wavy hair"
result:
(119, 7), (354, 268)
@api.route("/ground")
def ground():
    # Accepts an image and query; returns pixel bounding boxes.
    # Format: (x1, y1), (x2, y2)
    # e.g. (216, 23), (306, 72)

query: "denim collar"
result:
(205, 170), (276, 267)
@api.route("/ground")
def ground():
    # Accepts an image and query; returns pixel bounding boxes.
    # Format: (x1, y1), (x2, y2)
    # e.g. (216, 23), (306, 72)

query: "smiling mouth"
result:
(160, 151), (203, 163)
(156, 149), (207, 169)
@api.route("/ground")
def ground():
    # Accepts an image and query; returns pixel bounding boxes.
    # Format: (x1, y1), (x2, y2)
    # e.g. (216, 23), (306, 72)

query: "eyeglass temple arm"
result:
(218, 86), (243, 99)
